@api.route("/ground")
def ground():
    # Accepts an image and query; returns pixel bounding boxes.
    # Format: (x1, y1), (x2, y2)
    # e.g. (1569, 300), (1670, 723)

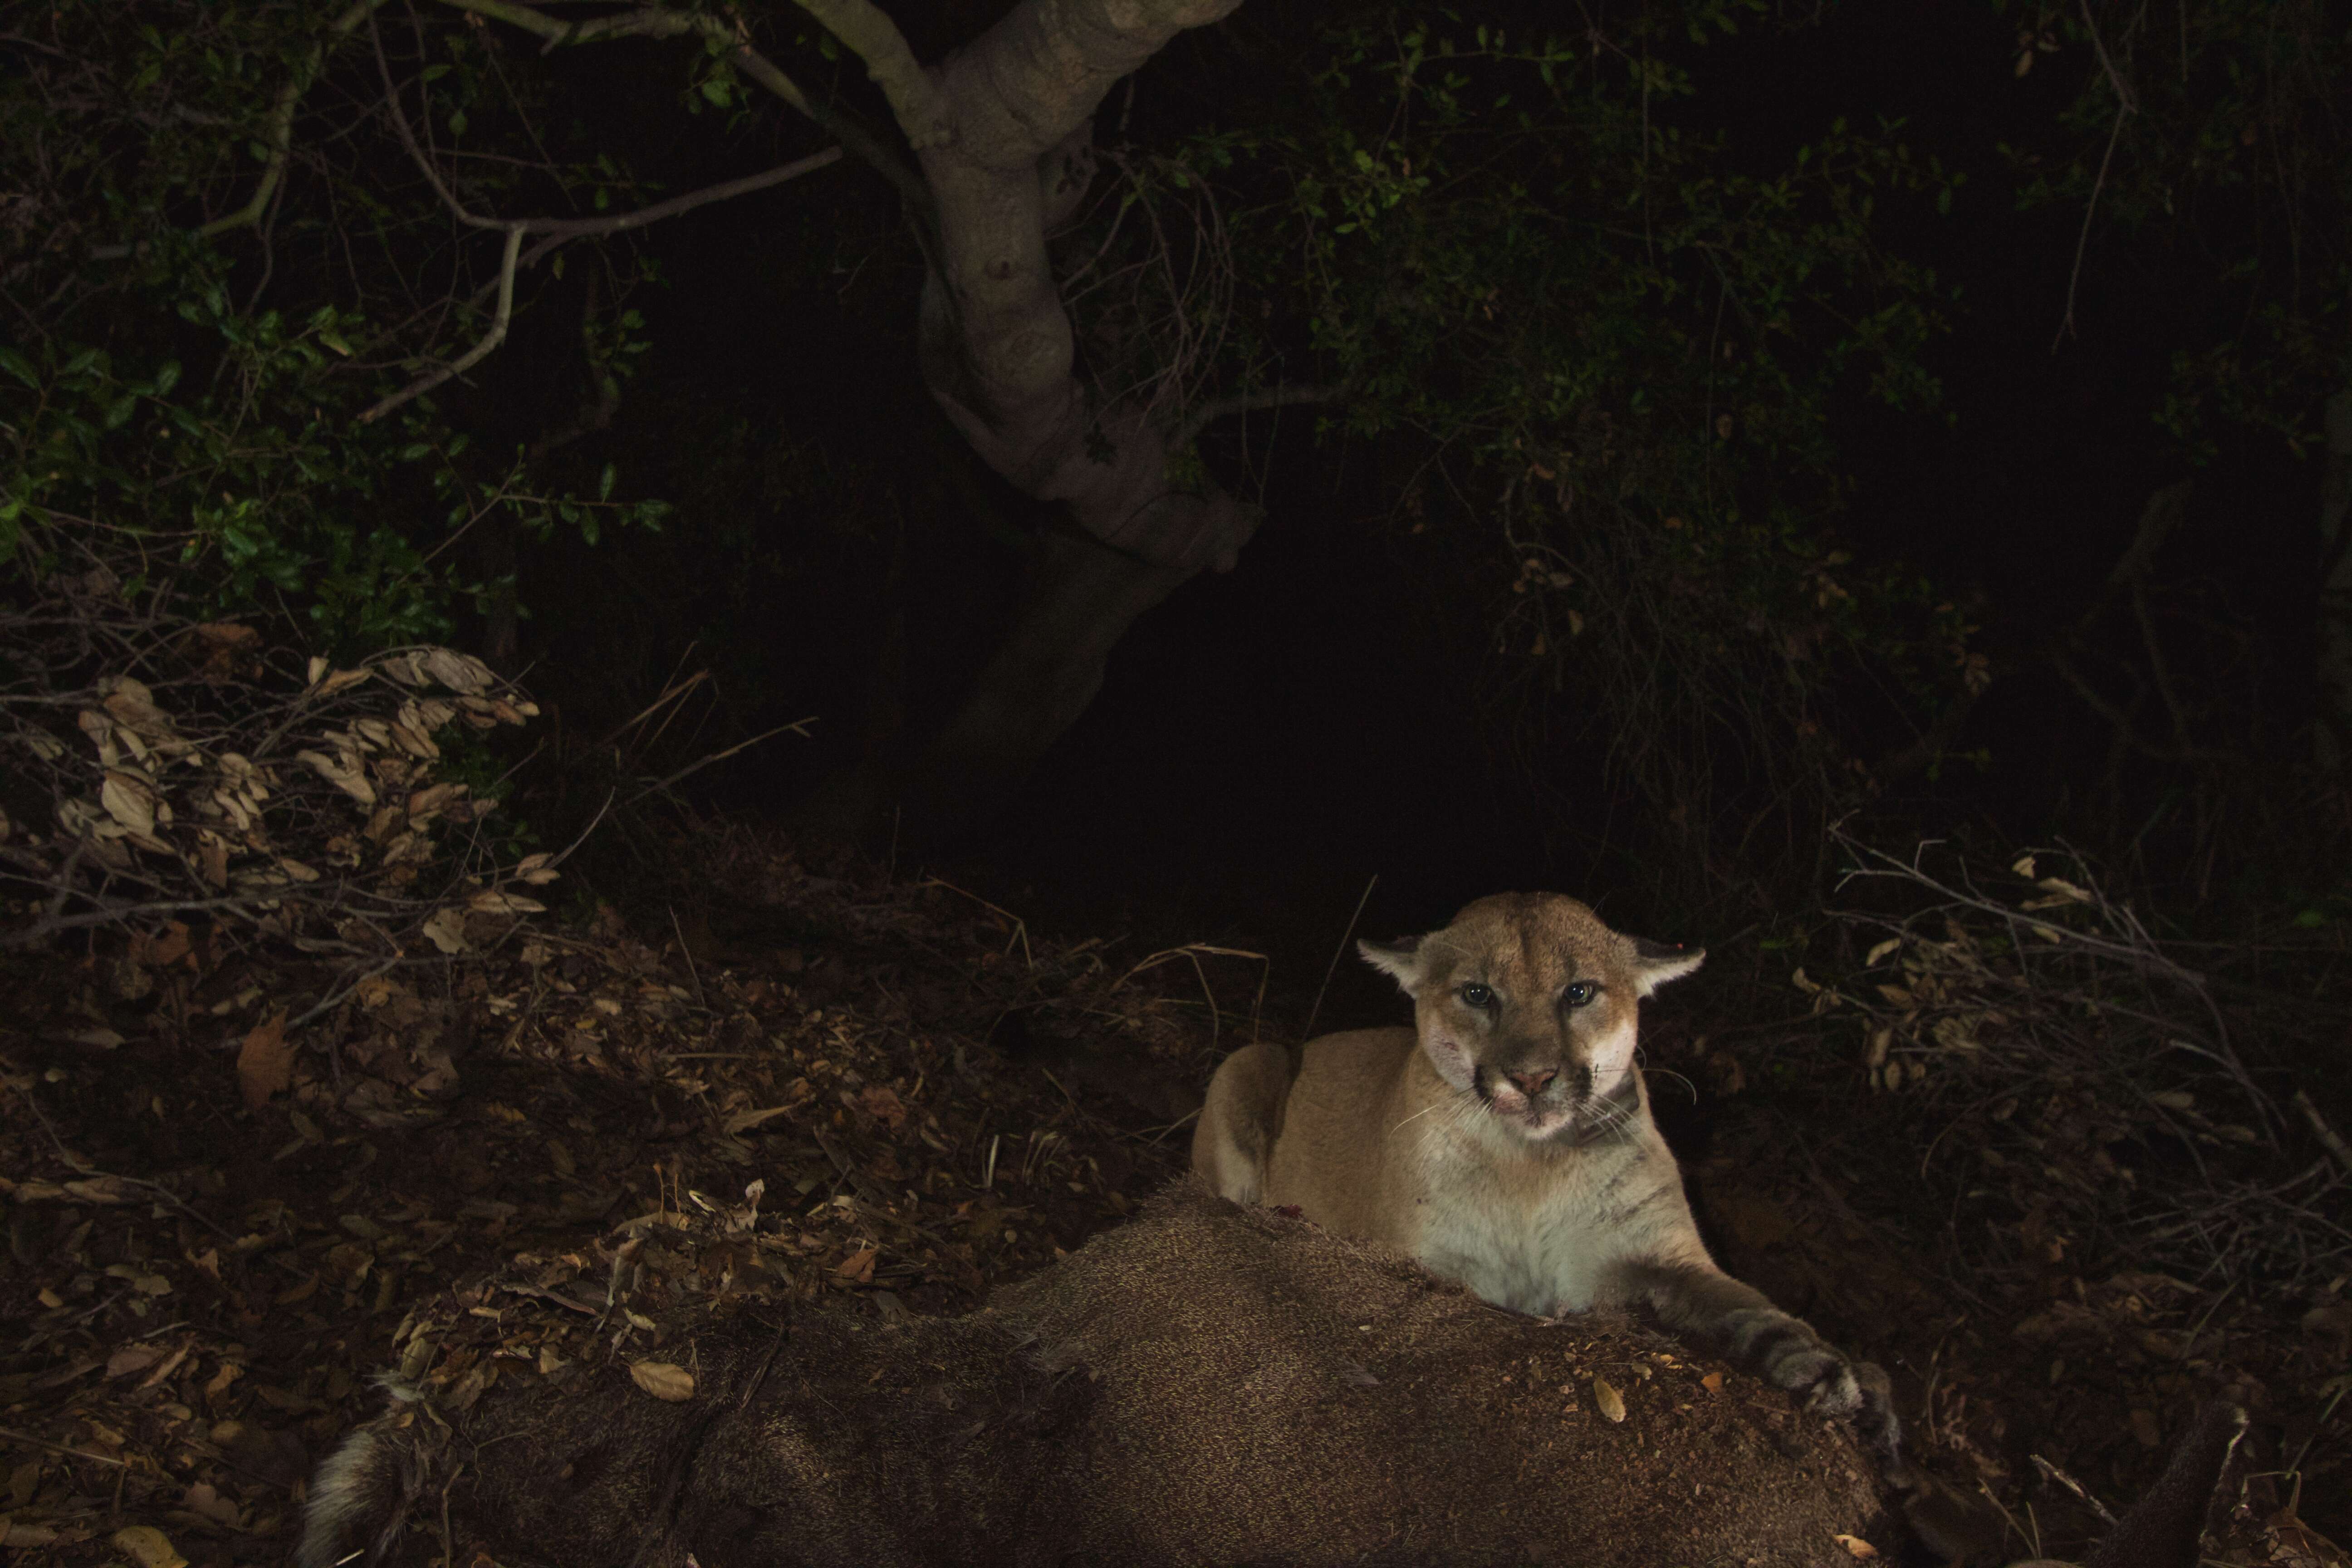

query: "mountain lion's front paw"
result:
(1729, 1310), (1901, 1459)
(1848, 1359), (1902, 1462)
(1767, 1339), (1861, 1415)
(1771, 1345), (1903, 1460)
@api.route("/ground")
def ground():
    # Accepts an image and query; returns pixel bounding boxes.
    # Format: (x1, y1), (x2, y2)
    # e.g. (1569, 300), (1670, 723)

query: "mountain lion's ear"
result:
(1358, 934), (1428, 995)
(1629, 937), (1705, 998)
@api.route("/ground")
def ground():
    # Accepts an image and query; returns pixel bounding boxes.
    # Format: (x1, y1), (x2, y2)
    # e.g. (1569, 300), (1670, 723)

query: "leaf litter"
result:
(1666, 832), (2352, 1565)
(0, 825), (1220, 1566)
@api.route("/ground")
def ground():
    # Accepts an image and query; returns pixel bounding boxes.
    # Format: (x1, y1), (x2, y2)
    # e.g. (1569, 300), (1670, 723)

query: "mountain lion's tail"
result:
(298, 1382), (446, 1568)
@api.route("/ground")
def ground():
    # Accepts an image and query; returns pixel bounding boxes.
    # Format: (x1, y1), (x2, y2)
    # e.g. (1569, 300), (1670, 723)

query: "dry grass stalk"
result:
(1813, 827), (2350, 1286)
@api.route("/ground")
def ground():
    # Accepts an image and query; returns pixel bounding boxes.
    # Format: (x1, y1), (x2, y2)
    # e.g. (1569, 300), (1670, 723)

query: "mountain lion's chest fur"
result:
(1258, 1025), (1705, 1315)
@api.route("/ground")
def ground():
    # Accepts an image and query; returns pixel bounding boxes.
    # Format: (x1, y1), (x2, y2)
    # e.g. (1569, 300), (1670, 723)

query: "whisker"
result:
(1390, 1102), (1442, 1135)
(1415, 1093), (1478, 1156)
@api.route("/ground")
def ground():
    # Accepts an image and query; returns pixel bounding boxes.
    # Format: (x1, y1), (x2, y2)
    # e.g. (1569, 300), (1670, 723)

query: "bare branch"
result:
(359, 223), (524, 423)
(1169, 382), (1341, 450)
(87, 0), (395, 259)
(790, 0), (951, 149)
(2048, 652), (2234, 764)
(381, 7), (851, 248)
(364, 10), (844, 413)
(516, 148), (844, 238)
(434, 0), (927, 209)
(374, 13), (502, 230)
(2052, 0), (2136, 348)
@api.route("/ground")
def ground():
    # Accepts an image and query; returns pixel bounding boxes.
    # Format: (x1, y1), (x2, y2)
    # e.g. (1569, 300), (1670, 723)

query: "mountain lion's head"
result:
(1359, 892), (1703, 1142)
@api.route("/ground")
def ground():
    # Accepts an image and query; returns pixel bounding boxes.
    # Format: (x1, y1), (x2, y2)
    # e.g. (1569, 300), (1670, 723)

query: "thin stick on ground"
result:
(1303, 873), (1378, 1043)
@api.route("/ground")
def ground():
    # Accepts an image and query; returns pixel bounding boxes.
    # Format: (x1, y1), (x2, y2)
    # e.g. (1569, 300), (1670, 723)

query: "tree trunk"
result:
(811, 0), (1251, 838)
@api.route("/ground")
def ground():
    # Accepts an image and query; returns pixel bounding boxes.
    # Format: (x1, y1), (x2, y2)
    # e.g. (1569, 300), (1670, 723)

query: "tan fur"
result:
(300, 1186), (2239, 1568)
(300, 1184), (1896, 1568)
(1195, 891), (1895, 1446)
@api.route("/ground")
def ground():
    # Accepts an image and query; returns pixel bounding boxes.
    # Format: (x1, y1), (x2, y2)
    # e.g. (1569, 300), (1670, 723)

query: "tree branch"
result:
(359, 14), (843, 408)
(88, 0), (394, 259)
(911, 0), (1250, 567)
(789, 0), (951, 150)
(2052, 0), (2136, 349)
(386, 9), (847, 248)
(359, 224), (524, 423)
(2048, 652), (2235, 764)
(373, 14), (502, 230)
(198, 0), (395, 237)
(1169, 382), (1341, 450)
(514, 149), (845, 238)
(434, 0), (928, 211)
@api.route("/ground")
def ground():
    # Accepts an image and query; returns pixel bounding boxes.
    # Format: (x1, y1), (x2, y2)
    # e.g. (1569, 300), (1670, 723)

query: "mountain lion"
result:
(1194, 890), (1895, 1448)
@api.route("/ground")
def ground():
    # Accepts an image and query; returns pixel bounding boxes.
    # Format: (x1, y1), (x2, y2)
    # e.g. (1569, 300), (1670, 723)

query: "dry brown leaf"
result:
(106, 1345), (163, 1378)
(112, 1525), (187, 1568)
(138, 1341), (193, 1389)
(1592, 1373), (1625, 1422)
(100, 770), (157, 837)
(182, 1481), (242, 1528)
(62, 1175), (132, 1202)
(197, 833), (230, 887)
(236, 1009), (294, 1112)
(1834, 1535), (1879, 1559)
(1700, 1370), (1725, 1394)
(725, 1105), (796, 1135)
(420, 647), (494, 693)
(836, 1245), (879, 1284)
(132, 923), (193, 968)
(468, 890), (546, 916)
(860, 1085), (908, 1130)
(630, 1361), (696, 1402)
(407, 781), (465, 823)
(103, 682), (180, 740)
(312, 666), (373, 698)
(296, 748), (376, 805)
(387, 720), (439, 760)
(421, 907), (469, 954)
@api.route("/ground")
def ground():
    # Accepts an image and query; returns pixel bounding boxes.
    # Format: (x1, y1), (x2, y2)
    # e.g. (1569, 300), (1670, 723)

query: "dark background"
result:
(416, 0), (2343, 1026)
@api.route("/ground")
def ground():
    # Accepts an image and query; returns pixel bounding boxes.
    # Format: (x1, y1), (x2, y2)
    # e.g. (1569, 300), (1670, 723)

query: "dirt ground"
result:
(0, 824), (2345, 1566)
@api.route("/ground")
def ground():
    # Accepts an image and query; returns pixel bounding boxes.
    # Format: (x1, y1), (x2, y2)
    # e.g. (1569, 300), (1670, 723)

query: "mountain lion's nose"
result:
(1504, 1068), (1557, 1097)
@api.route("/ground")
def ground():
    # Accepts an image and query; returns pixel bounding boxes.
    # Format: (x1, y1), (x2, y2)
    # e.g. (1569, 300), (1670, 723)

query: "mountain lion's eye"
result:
(1563, 982), (1597, 1007)
(1459, 982), (1495, 1009)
